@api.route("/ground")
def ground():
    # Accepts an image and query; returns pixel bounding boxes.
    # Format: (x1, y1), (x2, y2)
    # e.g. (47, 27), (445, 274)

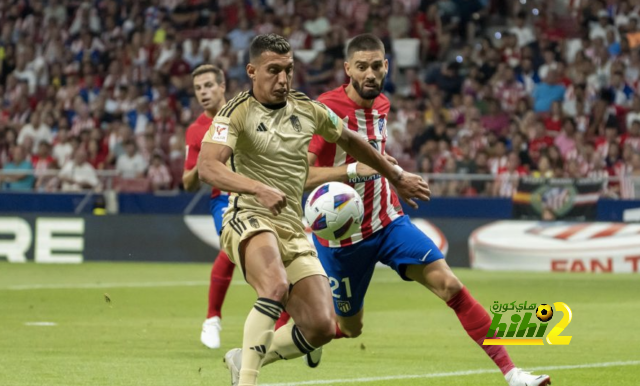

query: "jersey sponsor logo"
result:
(256, 122), (268, 132)
(212, 123), (229, 142)
(326, 106), (340, 128)
(290, 115), (302, 132)
(348, 174), (381, 184)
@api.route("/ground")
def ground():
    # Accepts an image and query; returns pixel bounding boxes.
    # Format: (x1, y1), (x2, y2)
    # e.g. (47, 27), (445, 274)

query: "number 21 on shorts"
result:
(329, 276), (352, 299)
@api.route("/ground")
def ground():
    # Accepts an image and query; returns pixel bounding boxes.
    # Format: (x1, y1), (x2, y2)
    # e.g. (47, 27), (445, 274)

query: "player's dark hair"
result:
(346, 34), (385, 59)
(249, 34), (291, 61)
(191, 64), (225, 84)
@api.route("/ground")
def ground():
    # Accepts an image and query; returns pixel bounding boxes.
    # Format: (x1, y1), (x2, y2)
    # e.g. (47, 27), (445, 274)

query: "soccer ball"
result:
(304, 182), (364, 241)
(536, 304), (554, 322)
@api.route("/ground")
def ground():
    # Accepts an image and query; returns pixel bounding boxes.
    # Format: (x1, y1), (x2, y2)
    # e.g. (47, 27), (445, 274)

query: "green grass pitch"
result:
(1, 262), (638, 385)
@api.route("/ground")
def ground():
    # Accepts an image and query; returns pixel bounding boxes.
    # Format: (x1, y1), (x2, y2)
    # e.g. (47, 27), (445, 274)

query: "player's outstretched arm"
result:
(305, 153), (378, 191)
(305, 152), (400, 191)
(198, 143), (287, 215)
(335, 129), (431, 209)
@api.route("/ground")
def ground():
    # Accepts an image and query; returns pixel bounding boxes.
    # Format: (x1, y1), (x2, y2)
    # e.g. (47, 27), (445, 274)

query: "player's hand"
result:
(255, 183), (288, 216)
(355, 162), (378, 178)
(392, 172), (431, 209)
(384, 154), (398, 165)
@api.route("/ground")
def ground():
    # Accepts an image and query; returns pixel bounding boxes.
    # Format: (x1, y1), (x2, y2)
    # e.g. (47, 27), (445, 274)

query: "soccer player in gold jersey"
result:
(198, 34), (430, 386)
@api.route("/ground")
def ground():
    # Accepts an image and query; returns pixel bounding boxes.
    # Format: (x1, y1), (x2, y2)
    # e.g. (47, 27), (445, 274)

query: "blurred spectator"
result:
(147, 153), (172, 191)
(116, 140), (147, 179)
(493, 151), (527, 197)
(555, 118), (579, 158)
(532, 155), (555, 178)
(388, 2), (410, 39)
(532, 70), (566, 113)
(510, 11), (535, 48)
(621, 120), (640, 151)
(17, 112), (52, 152)
(304, 4), (331, 37)
(59, 148), (99, 192)
(0, 0), (637, 198)
(481, 98), (510, 138)
(1, 145), (34, 191)
(610, 71), (635, 107)
(228, 18), (256, 52)
(52, 128), (73, 167)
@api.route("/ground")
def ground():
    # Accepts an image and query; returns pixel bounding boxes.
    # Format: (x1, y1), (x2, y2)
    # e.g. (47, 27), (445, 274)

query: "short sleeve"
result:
(202, 114), (242, 150)
(312, 102), (343, 143)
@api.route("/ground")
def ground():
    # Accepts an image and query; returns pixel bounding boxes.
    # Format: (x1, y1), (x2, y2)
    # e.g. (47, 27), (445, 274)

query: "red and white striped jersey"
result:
(309, 85), (403, 248)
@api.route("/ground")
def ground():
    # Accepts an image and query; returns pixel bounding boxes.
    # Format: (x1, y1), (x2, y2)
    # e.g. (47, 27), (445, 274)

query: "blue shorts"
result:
(209, 195), (230, 234)
(313, 215), (444, 317)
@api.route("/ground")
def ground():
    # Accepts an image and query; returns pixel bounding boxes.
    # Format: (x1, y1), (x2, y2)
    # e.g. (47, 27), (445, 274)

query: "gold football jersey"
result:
(203, 90), (343, 232)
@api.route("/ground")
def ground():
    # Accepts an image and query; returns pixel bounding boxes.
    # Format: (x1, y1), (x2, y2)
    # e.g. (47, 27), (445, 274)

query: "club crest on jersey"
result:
(378, 118), (386, 135)
(290, 115), (302, 132)
(248, 217), (260, 229)
(337, 301), (351, 313)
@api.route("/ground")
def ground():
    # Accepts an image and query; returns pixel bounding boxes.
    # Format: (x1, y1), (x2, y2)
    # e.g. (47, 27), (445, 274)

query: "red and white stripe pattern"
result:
(527, 222), (640, 241)
(309, 85), (403, 248)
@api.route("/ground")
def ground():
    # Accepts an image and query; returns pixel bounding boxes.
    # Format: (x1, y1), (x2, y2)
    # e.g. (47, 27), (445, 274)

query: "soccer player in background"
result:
(197, 34), (430, 386)
(305, 34), (551, 386)
(183, 64), (289, 349)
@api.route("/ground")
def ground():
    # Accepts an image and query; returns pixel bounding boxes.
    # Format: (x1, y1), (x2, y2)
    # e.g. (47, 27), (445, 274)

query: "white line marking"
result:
(261, 360), (640, 386)
(24, 322), (57, 326)
(2, 271), (403, 291)
(5, 280), (213, 290)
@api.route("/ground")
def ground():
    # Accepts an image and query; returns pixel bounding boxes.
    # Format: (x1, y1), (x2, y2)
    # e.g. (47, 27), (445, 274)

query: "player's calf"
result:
(406, 261), (463, 302)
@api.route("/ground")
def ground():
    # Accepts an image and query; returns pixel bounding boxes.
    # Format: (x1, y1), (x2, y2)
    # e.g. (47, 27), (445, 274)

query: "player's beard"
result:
(352, 77), (385, 101)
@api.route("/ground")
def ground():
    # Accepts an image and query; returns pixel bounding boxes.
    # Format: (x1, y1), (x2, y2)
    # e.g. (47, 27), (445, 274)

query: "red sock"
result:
(275, 311), (291, 330)
(206, 251), (234, 319)
(334, 323), (347, 339)
(447, 287), (515, 375)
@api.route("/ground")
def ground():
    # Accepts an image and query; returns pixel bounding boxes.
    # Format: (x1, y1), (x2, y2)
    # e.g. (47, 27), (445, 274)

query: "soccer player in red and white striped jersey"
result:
(306, 34), (550, 386)
(309, 76), (402, 248)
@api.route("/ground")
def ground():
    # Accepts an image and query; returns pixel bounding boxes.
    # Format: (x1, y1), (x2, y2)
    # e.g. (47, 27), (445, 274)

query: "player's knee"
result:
(300, 314), (335, 346)
(314, 317), (336, 345)
(257, 280), (289, 304)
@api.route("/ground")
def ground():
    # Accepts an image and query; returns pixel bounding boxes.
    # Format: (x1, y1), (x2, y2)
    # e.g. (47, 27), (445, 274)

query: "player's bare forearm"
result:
(336, 129), (430, 209)
(335, 129), (400, 183)
(198, 143), (261, 195)
(182, 167), (201, 192)
(305, 165), (349, 191)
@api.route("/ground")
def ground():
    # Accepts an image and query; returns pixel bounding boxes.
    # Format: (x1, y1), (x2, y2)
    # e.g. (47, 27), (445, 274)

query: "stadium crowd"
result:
(1, 0), (640, 197)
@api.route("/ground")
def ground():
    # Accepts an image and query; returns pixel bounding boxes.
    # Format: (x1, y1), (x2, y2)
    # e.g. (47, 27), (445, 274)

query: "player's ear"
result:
(344, 60), (351, 77)
(246, 63), (256, 81)
(384, 58), (389, 75)
(219, 81), (226, 93)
